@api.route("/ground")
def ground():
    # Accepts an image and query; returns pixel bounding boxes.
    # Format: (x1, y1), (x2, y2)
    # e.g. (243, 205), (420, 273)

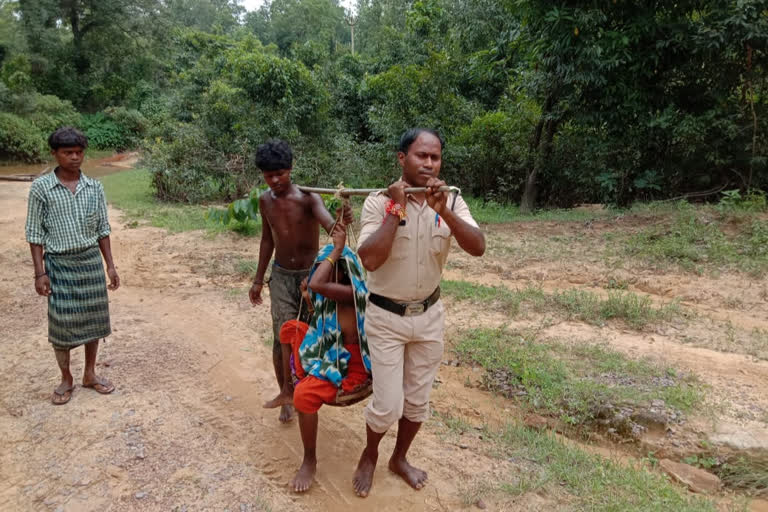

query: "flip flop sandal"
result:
(82, 377), (115, 394)
(51, 386), (74, 405)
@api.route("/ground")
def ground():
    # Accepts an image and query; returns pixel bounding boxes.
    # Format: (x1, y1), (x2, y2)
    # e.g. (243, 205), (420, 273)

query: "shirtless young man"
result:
(249, 139), (352, 423)
(287, 220), (370, 492)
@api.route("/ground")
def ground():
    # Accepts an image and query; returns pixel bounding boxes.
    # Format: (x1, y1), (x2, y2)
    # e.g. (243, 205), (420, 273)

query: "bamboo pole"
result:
(0, 175), (35, 182)
(297, 185), (461, 197)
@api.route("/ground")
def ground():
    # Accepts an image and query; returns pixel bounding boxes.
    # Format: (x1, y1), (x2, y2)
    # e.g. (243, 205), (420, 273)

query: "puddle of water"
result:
(0, 152), (137, 179)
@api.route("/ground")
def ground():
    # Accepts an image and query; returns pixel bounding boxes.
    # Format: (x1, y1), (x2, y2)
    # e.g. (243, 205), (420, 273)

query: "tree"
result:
(246, 0), (348, 59)
(513, 0), (767, 209)
(15, 0), (169, 107)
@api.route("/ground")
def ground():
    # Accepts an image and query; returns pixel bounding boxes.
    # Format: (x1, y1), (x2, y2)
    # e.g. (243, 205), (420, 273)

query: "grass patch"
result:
(430, 410), (716, 510)
(491, 423), (716, 511)
(225, 287), (248, 300)
(441, 279), (546, 315)
(680, 323), (768, 361)
(100, 169), (260, 235)
(453, 327), (703, 428)
(464, 197), (617, 224)
(234, 259), (259, 278)
(432, 410), (475, 443)
(622, 201), (768, 275)
(442, 280), (682, 330)
(717, 455), (768, 496)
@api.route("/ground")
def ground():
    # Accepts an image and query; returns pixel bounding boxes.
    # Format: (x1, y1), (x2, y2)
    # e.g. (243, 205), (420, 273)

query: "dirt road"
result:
(2, 177), (767, 511)
(0, 180), (541, 511)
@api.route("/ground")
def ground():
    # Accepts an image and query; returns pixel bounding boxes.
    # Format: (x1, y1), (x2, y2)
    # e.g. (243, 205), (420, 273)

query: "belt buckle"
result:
(403, 303), (425, 317)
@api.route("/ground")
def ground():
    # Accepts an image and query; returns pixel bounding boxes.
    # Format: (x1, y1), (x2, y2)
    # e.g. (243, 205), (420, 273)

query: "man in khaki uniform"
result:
(353, 128), (485, 497)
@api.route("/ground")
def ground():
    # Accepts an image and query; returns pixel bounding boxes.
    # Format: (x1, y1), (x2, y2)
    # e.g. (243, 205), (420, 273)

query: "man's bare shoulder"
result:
(258, 188), (272, 206)
(260, 187), (316, 217)
(292, 187), (322, 203)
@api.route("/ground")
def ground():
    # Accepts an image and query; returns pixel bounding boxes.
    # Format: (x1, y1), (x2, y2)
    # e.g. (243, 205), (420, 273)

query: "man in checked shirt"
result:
(26, 127), (120, 405)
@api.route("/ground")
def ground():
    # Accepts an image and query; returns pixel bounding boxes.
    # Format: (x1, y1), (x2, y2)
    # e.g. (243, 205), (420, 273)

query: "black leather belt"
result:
(369, 287), (441, 317)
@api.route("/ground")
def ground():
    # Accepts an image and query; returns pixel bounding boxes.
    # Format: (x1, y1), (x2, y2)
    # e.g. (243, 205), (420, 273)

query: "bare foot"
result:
(353, 449), (377, 497)
(51, 381), (74, 405)
(82, 375), (114, 394)
(279, 404), (294, 423)
(291, 457), (317, 493)
(263, 390), (293, 409)
(389, 457), (427, 490)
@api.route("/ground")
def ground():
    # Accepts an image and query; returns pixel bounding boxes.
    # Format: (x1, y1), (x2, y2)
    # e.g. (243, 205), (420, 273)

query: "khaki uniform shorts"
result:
(364, 299), (445, 433)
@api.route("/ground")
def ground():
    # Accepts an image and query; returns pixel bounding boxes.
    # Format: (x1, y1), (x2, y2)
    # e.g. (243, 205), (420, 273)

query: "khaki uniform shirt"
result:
(358, 191), (479, 302)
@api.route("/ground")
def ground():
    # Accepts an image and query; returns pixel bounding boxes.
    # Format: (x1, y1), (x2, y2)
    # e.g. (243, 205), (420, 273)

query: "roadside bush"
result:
(449, 108), (531, 201)
(4, 91), (80, 135)
(24, 94), (80, 135)
(6, 70), (33, 93)
(79, 108), (148, 151)
(717, 189), (768, 213)
(0, 112), (47, 162)
(293, 137), (394, 189)
(104, 106), (148, 148)
(362, 51), (480, 145)
(0, 82), (11, 110)
(80, 112), (124, 150)
(141, 38), (335, 203)
(143, 124), (254, 203)
(0, 55), (32, 88)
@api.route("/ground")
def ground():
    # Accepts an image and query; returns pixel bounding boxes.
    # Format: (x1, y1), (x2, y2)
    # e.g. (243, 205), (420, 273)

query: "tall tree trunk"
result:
(68, 1), (89, 75)
(520, 165), (538, 213)
(521, 93), (558, 214)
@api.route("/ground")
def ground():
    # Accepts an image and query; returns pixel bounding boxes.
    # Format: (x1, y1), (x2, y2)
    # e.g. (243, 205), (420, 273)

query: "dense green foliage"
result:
(1, 0), (765, 207)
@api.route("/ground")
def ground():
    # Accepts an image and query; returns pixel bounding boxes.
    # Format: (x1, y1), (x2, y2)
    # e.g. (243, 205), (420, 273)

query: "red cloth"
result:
(341, 343), (368, 392)
(293, 376), (338, 414)
(293, 344), (367, 413)
(280, 320), (309, 379)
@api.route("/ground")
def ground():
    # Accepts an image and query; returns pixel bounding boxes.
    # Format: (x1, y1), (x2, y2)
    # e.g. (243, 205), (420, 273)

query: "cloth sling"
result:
(297, 244), (372, 404)
(45, 246), (111, 349)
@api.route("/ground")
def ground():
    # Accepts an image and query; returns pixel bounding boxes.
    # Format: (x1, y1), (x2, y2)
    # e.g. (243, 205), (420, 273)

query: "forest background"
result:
(0, 0), (766, 212)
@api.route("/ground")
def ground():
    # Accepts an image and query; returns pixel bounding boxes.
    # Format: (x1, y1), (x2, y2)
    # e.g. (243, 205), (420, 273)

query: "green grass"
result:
(431, 410), (716, 511)
(491, 423), (716, 511)
(234, 259), (259, 278)
(453, 327), (704, 427)
(100, 169), (259, 235)
(464, 197), (617, 224)
(716, 455), (768, 496)
(622, 201), (768, 275)
(442, 280), (682, 330)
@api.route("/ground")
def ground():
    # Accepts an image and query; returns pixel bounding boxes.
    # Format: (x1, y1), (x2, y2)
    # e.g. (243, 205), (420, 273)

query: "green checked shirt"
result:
(25, 170), (111, 254)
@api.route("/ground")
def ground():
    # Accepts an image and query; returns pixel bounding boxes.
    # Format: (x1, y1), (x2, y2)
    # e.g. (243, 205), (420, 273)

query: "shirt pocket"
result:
(81, 195), (100, 231)
(430, 223), (451, 255)
(390, 228), (412, 260)
(84, 210), (99, 233)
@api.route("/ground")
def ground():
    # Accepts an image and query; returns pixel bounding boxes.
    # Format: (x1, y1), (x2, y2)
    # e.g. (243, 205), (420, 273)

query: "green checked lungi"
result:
(45, 246), (111, 349)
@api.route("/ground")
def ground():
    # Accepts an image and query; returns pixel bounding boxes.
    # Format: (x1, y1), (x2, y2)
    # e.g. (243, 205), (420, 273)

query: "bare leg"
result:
(388, 417), (427, 490)
(82, 339), (114, 394)
(353, 424), (386, 497)
(291, 411), (318, 492)
(264, 344), (295, 409)
(51, 347), (74, 405)
(266, 339), (294, 422)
